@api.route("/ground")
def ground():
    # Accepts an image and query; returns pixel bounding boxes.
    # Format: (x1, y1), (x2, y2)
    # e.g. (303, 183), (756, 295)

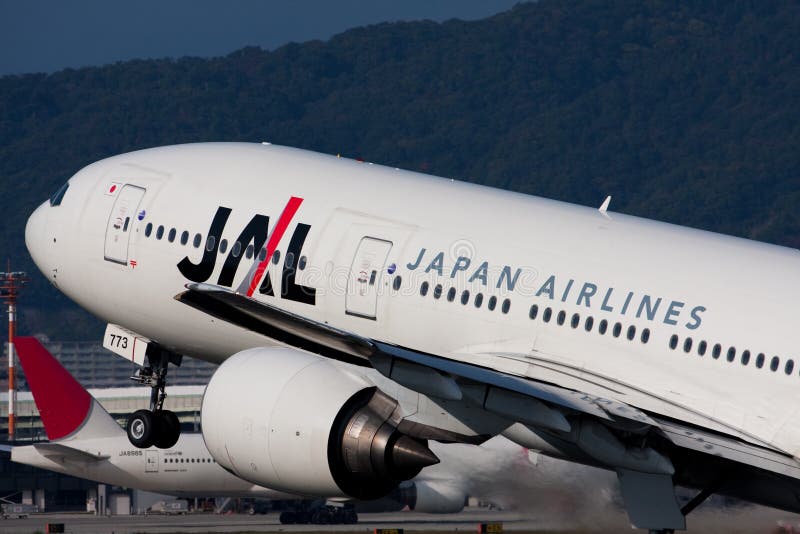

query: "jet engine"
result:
(202, 347), (439, 500)
(396, 480), (467, 513)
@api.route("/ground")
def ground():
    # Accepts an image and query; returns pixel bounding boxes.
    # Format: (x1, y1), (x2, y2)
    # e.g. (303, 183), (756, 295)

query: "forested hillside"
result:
(0, 0), (798, 339)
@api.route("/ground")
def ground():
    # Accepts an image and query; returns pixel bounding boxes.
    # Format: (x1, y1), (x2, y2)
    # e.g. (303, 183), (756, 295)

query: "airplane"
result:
(10, 336), (521, 521)
(22, 141), (800, 532)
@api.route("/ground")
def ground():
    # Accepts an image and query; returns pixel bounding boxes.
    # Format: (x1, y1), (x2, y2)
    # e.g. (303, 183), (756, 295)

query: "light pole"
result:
(0, 262), (29, 441)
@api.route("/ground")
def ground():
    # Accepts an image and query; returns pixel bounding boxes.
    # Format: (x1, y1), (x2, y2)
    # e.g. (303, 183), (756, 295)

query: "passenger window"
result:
(612, 322), (622, 338)
(683, 337), (692, 353)
(669, 334), (679, 350)
(156, 225), (164, 240)
(461, 290), (470, 305)
(447, 287), (456, 302)
(299, 256), (307, 270)
(286, 252), (295, 268)
(543, 307), (553, 323)
(245, 244), (254, 259)
(585, 316), (594, 332)
(770, 356), (780, 372)
(556, 310), (566, 325)
(474, 293), (484, 308)
(168, 228), (176, 242)
(627, 325), (636, 341)
(529, 304), (539, 320)
(231, 241), (242, 258)
(181, 231), (189, 245)
(598, 319), (608, 334)
(726, 347), (736, 363)
(488, 296), (497, 311)
(741, 350), (750, 366)
(145, 223), (153, 237)
(501, 299), (511, 314)
(219, 239), (228, 254)
(420, 281), (429, 296)
(206, 235), (216, 252)
(640, 328), (650, 343)
(698, 340), (707, 356)
(193, 233), (202, 248)
(272, 250), (281, 264)
(756, 353), (765, 368)
(433, 284), (443, 299)
(259, 248), (267, 261)
(393, 276), (402, 291)
(712, 344), (722, 359)
(571, 313), (580, 328)
(785, 359), (795, 375)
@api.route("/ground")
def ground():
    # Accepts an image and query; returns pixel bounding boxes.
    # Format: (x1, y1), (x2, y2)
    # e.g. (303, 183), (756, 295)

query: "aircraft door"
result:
(145, 450), (159, 473)
(104, 184), (146, 265)
(346, 237), (393, 320)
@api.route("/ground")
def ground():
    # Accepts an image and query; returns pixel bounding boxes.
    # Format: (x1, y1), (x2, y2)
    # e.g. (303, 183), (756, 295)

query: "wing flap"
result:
(654, 417), (800, 478)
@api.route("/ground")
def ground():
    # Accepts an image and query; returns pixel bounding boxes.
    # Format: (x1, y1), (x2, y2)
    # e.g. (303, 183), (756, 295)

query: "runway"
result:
(2, 509), (549, 534)
(1, 506), (799, 534)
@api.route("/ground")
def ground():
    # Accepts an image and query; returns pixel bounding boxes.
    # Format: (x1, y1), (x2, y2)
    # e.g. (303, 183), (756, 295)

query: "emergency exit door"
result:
(346, 237), (393, 320)
(104, 184), (145, 264)
(145, 450), (159, 473)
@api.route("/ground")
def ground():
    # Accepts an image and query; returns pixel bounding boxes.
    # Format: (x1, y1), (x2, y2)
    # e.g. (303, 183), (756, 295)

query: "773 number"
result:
(108, 334), (128, 349)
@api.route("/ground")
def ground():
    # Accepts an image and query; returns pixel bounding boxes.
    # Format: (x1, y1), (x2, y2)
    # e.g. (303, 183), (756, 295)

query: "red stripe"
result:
(14, 337), (91, 440)
(246, 196), (304, 297)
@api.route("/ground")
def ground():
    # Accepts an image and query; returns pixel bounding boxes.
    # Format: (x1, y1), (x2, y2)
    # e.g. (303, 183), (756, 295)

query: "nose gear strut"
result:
(125, 344), (183, 449)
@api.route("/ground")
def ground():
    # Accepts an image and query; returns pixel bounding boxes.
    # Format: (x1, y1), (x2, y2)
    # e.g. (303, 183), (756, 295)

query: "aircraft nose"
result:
(25, 202), (50, 274)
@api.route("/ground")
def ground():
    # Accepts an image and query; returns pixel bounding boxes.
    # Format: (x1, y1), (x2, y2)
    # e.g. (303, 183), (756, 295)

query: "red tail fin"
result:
(15, 337), (91, 440)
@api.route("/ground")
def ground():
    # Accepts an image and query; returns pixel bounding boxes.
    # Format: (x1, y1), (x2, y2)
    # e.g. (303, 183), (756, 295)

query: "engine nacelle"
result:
(396, 480), (467, 513)
(202, 347), (438, 499)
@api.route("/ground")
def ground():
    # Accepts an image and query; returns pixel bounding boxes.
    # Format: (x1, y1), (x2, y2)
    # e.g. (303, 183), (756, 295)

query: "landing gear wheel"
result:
(154, 410), (180, 449)
(279, 511), (296, 524)
(127, 409), (156, 448)
(127, 345), (186, 449)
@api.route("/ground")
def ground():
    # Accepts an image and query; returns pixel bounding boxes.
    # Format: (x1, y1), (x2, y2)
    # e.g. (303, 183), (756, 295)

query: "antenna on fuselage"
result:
(599, 195), (612, 214)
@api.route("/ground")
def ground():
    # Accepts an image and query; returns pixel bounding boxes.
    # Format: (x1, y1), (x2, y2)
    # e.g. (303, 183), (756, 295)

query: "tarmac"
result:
(1, 506), (799, 533)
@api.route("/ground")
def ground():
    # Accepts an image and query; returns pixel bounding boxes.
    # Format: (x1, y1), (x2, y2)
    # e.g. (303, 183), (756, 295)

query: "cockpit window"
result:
(49, 181), (70, 206)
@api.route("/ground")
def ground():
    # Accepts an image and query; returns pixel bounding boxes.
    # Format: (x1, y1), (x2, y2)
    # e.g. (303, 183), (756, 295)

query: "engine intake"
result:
(202, 347), (438, 499)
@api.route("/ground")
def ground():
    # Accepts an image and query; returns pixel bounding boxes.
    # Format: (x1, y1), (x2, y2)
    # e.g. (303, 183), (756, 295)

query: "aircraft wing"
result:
(176, 283), (373, 367)
(175, 283), (800, 480)
(175, 284), (646, 425)
(31, 443), (110, 463)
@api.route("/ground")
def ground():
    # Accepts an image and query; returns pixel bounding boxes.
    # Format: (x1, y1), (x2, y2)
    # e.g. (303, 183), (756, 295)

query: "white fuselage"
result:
(24, 143), (800, 458)
(12, 433), (291, 498)
(12, 430), (519, 501)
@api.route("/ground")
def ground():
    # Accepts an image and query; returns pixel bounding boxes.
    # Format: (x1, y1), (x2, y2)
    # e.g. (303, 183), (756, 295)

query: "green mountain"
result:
(0, 0), (798, 340)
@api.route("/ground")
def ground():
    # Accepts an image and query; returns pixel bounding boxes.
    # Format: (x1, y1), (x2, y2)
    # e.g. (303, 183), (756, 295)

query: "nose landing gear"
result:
(125, 345), (182, 449)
